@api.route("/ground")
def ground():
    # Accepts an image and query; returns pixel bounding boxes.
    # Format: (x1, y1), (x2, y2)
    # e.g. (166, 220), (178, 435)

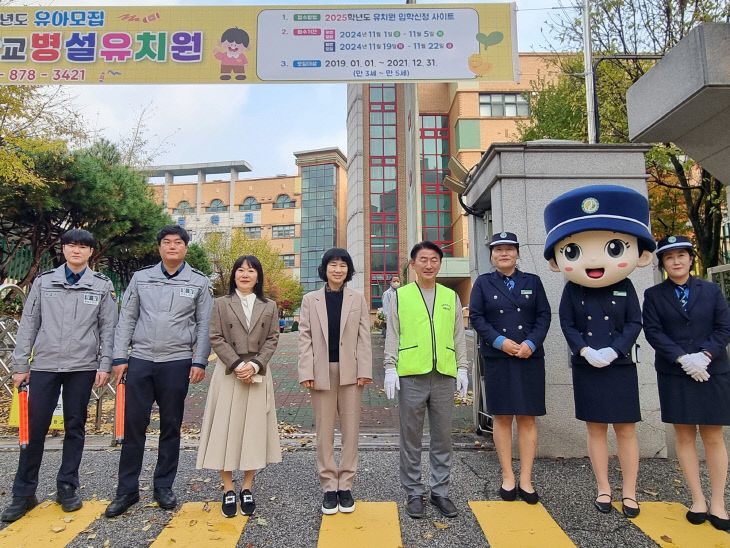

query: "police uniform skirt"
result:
(482, 356), (546, 416)
(572, 363), (640, 423)
(196, 358), (282, 471)
(657, 371), (730, 425)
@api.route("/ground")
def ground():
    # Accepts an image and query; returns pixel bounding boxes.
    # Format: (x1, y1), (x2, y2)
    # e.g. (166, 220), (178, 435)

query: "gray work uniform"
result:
(13, 265), (118, 374)
(113, 262), (213, 365)
(384, 285), (468, 498)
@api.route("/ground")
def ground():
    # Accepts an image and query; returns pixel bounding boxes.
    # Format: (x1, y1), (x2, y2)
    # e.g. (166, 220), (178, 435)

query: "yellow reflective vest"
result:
(396, 282), (457, 377)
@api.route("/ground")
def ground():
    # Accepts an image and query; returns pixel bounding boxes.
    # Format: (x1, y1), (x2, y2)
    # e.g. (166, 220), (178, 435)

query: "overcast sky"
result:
(47, 0), (571, 179)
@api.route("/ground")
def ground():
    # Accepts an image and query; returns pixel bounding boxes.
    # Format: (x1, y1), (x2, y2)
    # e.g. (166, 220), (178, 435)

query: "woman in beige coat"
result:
(298, 248), (372, 515)
(196, 255), (281, 518)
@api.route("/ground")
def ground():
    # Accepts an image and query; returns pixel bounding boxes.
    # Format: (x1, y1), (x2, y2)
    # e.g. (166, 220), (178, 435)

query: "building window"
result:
(281, 254), (295, 267)
(172, 200), (194, 214)
(242, 226), (261, 238)
(272, 224), (295, 238)
(479, 93), (530, 117)
(239, 196), (261, 211)
(273, 194), (295, 209)
(420, 114), (453, 255)
(206, 199), (228, 213)
(369, 83), (399, 309)
(300, 164), (337, 294)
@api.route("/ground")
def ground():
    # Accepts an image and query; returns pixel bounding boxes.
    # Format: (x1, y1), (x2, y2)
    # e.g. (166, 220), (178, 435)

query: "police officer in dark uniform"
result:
(643, 235), (730, 530)
(2, 229), (118, 522)
(469, 232), (551, 504)
(105, 225), (213, 517)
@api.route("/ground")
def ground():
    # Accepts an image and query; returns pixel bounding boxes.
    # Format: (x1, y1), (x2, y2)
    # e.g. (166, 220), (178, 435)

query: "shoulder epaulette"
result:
(93, 272), (111, 281)
(190, 267), (207, 277)
(36, 269), (54, 277)
(136, 264), (156, 272)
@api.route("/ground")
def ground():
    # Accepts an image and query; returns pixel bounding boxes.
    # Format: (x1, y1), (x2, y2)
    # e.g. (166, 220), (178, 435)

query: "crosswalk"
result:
(1, 498), (729, 547)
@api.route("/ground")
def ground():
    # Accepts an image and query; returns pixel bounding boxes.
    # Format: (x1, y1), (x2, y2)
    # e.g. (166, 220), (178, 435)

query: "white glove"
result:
(456, 369), (469, 399)
(679, 353), (711, 381)
(677, 354), (694, 370)
(596, 347), (618, 365)
(581, 347), (610, 368)
(690, 369), (711, 382)
(690, 352), (711, 368)
(384, 368), (400, 399)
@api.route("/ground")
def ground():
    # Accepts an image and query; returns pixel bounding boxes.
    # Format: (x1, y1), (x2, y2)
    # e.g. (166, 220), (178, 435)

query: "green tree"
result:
(203, 230), (303, 312)
(185, 242), (213, 276)
(520, 0), (729, 273)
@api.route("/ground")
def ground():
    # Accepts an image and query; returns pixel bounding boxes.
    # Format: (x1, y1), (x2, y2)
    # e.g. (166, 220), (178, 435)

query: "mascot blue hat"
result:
(543, 185), (656, 260)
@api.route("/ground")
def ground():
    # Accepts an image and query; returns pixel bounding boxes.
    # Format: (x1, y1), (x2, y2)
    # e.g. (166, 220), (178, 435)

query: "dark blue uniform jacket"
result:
(469, 269), (551, 359)
(642, 276), (730, 375)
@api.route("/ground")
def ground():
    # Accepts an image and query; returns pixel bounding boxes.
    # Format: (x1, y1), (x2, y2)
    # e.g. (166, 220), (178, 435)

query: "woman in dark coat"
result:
(642, 236), (730, 530)
(470, 232), (551, 504)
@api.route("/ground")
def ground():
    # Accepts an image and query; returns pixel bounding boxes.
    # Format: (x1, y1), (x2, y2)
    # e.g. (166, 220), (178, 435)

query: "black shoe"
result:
(405, 495), (426, 519)
(686, 510), (708, 525)
(518, 485), (539, 505)
(594, 493), (612, 514)
(709, 513), (730, 531)
(240, 489), (256, 516)
(499, 485), (517, 501)
(105, 492), (140, 518)
(221, 490), (237, 518)
(429, 494), (458, 518)
(154, 487), (177, 510)
(322, 491), (338, 515)
(1, 495), (38, 522)
(621, 497), (640, 518)
(337, 490), (355, 513)
(56, 482), (82, 512)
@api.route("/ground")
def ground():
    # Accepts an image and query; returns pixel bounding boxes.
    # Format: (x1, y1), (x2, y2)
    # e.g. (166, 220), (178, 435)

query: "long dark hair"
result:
(228, 255), (266, 301)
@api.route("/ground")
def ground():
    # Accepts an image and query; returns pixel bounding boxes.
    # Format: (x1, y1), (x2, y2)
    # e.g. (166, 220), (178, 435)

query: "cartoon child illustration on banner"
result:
(214, 27), (250, 80)
(543, 185), (656, 518)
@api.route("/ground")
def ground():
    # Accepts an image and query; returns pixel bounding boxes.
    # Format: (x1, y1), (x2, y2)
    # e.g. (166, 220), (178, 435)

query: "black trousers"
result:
(116, 357), (191, 496)
(13, 370), (96, 496)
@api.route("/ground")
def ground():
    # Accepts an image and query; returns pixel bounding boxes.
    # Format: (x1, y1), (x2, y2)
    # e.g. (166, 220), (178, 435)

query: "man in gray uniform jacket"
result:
(2, 229), (118, 522)
(105, 225), (213, 517)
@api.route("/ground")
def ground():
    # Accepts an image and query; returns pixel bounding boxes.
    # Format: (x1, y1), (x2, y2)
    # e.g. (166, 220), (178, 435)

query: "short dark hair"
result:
(410, 241), (443, 260)
(388, 275), (400, 282)
(156, 225), (189, 245)
(61, 229), (95, 248)
(658, 248), (695, 273)
(318, 248), (355, 283)
(221, 27), (249, 47)
(229, 255), (266, 301)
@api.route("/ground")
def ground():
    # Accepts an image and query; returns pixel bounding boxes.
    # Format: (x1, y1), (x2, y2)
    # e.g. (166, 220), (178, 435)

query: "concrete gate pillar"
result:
(462, 140), (667, 458)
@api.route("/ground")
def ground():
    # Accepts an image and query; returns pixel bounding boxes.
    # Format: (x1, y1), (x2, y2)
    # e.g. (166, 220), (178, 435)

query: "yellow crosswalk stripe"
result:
(469, 500), (576, 547)
(150, 502), (249, 547)
(612, 501), (730, 547)
(317, 501), (402, 548)
(0, 499), (106, 548)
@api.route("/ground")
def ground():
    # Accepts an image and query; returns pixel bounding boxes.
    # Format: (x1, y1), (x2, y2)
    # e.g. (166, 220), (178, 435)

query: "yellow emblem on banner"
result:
(8, 385), (65, 430)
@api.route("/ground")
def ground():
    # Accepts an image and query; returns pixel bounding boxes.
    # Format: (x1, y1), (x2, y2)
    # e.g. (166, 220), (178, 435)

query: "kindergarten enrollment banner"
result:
(0, 4), (518, 84)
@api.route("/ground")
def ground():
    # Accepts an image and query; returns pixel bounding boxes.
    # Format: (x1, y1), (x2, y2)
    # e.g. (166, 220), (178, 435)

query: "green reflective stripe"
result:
(396, 282), (457, 377)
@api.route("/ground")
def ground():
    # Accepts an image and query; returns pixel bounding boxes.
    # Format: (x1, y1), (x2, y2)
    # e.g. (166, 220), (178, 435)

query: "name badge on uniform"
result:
(613, 290), (627, 297)
(179, 287), (196, 298)
(83, 293), (100, 306)
(521, 289), (532, 295)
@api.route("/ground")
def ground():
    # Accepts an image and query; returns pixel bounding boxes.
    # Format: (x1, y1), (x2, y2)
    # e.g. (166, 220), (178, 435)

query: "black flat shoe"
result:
(594, 493), (612, 514)
(153, 487), (177, 510)
(1, 495), (38, 522)
(499, 486), (517, 501)
(621, 497), (640, 518)
(105, 492), (140, 518)
(686, 510), (708, 525)
(709, 513), (730, 531)
(518, 485), (539, 505)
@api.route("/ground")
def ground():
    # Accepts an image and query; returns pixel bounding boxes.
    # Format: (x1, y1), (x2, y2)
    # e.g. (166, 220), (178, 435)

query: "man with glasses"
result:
(383, 241), (469, 519)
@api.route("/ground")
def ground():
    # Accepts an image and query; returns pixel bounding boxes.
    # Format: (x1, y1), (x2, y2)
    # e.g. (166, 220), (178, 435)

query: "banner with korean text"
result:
(0, 4), (517, 84)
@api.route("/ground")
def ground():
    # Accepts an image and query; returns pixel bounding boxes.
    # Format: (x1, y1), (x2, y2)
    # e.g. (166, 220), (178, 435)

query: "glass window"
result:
(272, 224), (296, 238)
(243, 226), (261, 238)
(281, 254), (295, 267)
(172, 200), (194, 214)
(370, 87), (382, 102)
(273, 194), (295, 209)
(479, 93), (530, 117)
(383, 139), (396, 156)
(383, 86), (396, 102)
(206, 199), (228, 213)
(240, 196), (261, 211)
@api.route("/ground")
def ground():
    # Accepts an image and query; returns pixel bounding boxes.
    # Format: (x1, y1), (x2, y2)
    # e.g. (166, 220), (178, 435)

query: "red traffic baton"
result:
(18, 381), (29, 450)
(115, 374), (126, 444)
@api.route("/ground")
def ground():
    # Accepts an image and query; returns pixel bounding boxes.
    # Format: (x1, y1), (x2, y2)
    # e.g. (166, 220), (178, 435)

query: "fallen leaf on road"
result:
(204, 477), (212, 483)
(192, 485), (202, 491)
(257, 517), (268, 526)
(422, 533), (434, 539)
(433, 521), (448, 530)
(270, 496), (276, 501)
(642, 489), (658, 496)
(52, 524), (66, 533)
(661, 535), (673, 543)
(87, 534), (97, 540)
(142, 524), (152, 531)
(103, 540), (110, 547)
(189, 520), (197, 527)
(202, 502), (211, 512)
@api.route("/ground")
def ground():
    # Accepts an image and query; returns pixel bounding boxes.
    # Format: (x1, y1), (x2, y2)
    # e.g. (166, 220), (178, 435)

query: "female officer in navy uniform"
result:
(642, 236), (730, 530)
(544, 185), (656, 518)
(470, 232), (551, 504)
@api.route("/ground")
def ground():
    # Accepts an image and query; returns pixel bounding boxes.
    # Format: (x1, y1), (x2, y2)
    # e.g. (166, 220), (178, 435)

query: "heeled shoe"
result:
(685, 510), (708, 525)
(517, 484), (539, 505)
(621, 497), (640, 518)
(498, 485), (517, 501)
(594, 493), (612, 514)
(709, 513), (730, 531)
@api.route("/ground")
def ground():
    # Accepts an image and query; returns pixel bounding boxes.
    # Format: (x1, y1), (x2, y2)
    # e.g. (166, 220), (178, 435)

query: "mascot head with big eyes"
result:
(544, 185), (656, 286)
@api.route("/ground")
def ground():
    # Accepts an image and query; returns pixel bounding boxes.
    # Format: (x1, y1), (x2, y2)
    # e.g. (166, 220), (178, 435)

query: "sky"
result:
(40, 0), (572, 180)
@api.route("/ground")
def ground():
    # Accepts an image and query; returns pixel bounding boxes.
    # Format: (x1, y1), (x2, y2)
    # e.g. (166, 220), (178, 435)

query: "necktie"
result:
(504, 276), (514, 292)
(675, 284), (689, 310)
(69, 272), (81, 285)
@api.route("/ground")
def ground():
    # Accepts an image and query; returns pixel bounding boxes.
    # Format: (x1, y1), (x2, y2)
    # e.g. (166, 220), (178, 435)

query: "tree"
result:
(520, 0), (729, 273)
(185, 242), (213, 276)
(203, 230), (303, 313)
